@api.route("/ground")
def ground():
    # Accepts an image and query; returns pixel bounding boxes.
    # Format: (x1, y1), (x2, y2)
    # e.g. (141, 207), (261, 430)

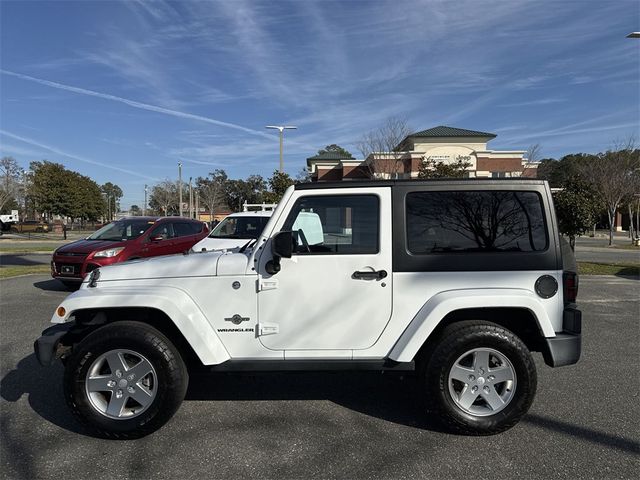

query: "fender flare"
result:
(388, 288), (554, 363)
(51, 285), (230, 365)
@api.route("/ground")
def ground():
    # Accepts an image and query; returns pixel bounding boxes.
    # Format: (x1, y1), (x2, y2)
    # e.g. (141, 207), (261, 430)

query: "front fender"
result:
(388, 288), (554, 363)
(51, 285), (230, 365)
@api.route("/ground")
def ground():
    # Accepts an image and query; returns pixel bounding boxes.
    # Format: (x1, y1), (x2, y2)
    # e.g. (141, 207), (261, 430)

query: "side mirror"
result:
(272, 231), (293, 259)
(265, 231), (293, 275)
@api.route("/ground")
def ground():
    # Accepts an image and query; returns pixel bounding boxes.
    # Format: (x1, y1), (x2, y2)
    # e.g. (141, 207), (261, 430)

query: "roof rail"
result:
(242, 202), (278, 212)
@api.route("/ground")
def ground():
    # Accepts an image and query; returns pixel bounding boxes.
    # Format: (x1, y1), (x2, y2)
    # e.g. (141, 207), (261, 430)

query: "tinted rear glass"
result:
(406, 191), (547, 254)
(174, 222), (196, 237)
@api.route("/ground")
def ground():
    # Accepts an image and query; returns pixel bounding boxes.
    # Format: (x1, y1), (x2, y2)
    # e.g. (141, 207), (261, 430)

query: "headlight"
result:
(93, 247), (125, 258)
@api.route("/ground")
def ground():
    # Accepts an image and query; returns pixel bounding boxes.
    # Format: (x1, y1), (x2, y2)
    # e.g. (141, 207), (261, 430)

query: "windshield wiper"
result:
(238, 239), (257, 253)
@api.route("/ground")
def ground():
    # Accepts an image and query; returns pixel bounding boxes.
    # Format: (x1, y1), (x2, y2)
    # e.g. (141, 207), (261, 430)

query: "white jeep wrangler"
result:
(35, 180), (581, 438)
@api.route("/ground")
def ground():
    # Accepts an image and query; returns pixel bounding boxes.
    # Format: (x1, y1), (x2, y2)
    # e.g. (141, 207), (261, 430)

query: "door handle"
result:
(352, 270), (387, 280)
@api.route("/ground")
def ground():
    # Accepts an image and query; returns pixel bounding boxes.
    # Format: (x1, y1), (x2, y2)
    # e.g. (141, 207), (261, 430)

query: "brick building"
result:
(307, 126), (537, 181)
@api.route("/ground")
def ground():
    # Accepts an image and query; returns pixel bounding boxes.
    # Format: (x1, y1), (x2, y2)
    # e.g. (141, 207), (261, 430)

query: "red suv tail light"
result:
(563, 271), (579, 303)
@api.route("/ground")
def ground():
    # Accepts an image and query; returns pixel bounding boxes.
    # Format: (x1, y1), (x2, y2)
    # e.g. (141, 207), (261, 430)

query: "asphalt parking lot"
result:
(1, 274), (638, 479)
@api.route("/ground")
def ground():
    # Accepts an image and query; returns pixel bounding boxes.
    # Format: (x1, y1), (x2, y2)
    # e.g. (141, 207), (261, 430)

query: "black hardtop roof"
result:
(295, 178), (547, 190)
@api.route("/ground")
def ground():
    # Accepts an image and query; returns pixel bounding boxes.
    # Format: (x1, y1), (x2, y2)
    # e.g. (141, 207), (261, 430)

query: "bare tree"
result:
(0, 157), (22, 212)
(196, 170), (228, 218)
(149, 179), (179, 216)
(356, 117), (412, 179)
(520, 143), (542, 177)
(579, 137), (640, 245)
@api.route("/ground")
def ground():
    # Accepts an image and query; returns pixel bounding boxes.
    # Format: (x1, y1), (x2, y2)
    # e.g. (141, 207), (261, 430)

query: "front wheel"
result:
(64, 321), (188, 439)
(423, 320), (537, 435)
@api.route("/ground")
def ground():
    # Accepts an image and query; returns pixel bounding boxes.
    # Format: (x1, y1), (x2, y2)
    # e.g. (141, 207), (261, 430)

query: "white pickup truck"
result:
(35, 179), (581, 439)
(0, 210), (19, 234)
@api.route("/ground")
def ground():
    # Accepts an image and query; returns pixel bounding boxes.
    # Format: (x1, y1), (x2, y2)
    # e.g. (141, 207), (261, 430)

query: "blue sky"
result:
(1, 0), (639, 208)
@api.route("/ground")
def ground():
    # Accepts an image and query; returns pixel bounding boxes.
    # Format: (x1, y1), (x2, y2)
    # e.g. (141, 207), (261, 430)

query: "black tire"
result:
(423, 320), (537, 435)
(64, 321), (188, 439)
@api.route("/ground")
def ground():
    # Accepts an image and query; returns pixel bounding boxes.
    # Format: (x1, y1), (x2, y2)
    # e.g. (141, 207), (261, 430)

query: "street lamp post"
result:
(195, 188), (199, 221)
(21, 169), (27, 221)
(144, 184), (148, 216)
(189, 177), (193, 219)
(265, 125), (297, 172)
(178, 162), (183, 217)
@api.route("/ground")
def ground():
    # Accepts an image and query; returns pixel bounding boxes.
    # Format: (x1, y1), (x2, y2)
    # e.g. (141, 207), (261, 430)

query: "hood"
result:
(191, 237), (251, 252)
(56, 239), (125, 255)
(92, 250), (250, 282)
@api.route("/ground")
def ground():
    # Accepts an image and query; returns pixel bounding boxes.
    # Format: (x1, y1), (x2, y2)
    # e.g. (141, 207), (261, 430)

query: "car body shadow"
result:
(187, 371), (447, 432)
(0, 354), (88, 435)
(1, 354), (445, 436)
(0, 254), (48, 267)
(615, 269), (639, 280)
(33, 279), (78, 292)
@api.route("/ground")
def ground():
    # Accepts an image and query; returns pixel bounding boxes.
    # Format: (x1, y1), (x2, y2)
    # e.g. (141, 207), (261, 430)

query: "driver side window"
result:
(283, 194), (379, 255)
(149, 223), (174, 241)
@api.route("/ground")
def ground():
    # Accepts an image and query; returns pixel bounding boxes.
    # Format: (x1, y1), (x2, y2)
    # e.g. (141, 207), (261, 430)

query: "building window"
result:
(491, 171), (506, 178)
(406, 191), (548, 253)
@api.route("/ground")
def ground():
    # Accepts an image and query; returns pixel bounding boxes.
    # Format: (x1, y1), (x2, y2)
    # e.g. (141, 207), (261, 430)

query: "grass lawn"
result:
(577, 262), (640, 277)
(0, 264), (51, 279)
(0, 246), (57, 254)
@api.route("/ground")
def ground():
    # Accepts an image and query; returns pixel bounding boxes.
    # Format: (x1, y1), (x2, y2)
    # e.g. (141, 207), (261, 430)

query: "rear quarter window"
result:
(406, 191), (548, 254)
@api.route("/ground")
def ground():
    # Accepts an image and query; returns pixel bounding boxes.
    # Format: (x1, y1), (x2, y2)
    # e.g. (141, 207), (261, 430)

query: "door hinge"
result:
(257, 322), (279, 336)
(258, 277), (279, 291)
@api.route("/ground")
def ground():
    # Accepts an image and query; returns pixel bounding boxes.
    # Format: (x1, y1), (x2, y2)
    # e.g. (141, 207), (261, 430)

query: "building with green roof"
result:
(307, 125), (536, 181)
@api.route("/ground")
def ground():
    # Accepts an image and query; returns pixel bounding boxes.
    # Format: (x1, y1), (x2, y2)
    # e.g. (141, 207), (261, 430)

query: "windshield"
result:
(209, 216), (270, 239)
(88, 220), (155, 241)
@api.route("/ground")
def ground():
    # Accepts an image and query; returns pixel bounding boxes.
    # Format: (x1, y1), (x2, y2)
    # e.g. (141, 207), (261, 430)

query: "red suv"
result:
(51, 217), (208, 287)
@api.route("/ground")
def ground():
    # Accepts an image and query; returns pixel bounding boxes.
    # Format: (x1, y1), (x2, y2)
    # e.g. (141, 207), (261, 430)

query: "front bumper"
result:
(542, 307), (582, 367)
(51, 257), (102, 280)
(33, 322), (74, 366)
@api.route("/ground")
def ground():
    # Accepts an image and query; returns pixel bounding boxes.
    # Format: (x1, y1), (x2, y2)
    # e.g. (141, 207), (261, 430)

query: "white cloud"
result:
(1, 70), (274, 139)
(0, 130), (159, 181)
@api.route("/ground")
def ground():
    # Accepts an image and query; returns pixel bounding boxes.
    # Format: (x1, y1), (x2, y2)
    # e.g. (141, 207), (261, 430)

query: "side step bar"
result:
(207, 359), (415, 373)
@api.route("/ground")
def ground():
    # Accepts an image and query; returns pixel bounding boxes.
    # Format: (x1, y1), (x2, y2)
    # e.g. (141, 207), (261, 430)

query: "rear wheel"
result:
(64, 321), (188, 439)
(423, 320), (536, 435)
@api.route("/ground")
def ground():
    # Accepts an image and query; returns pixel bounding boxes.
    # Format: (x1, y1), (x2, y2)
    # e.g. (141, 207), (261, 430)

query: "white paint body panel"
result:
(51, 284), (230, 365)
(255, 187), (393, 351)
(49, 184), (564, 366)
(353, 270), (563, 360)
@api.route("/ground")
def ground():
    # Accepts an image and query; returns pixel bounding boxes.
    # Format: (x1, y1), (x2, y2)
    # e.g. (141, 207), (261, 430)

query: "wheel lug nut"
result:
(116, 389), (123, 399)
(471, 386), (478, 393)
(468, 375), (475, 381)
(127, 386), (135, 394)
(107, 380), (116, 388)
(483, 386), (490, 393)
(127, 374), (135, 381)
(115, 370), (122, 378)
(488, 375), (495, 382)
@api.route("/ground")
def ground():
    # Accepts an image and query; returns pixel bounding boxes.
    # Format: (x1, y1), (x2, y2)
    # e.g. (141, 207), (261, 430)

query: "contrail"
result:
(0, 129), (159, 181)
(1, 69), (274, 139)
